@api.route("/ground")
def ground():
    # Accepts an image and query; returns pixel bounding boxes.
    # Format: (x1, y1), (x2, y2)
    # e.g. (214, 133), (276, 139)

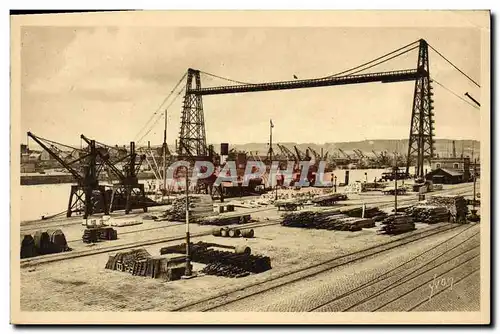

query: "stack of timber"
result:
(379, 214), (415, 235)
(22, 229), (71, 258)
(427, 195), (468, 223)
(312, 193), (348, 206)
(275, 199), (304, 211)
(198, 214), (251, 226)
(342, 206), (388, 221)
(82, 226), (118, 243)
(201, 262), (251, 278)
(160, 242), (272, 278)
(105, 249), (186, 281)
(280, 209), (375, 231)
(162, 195), (216, 222)
(406, 205), (450, 224)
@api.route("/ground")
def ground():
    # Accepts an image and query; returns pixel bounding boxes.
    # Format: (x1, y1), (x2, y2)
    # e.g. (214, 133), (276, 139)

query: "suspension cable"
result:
(428, 44), (480, 88)
(432, 78), (480, 110)
(134, 71), (188, 141)
(320, 39), (421, 79)
(200, 70), (253, 85)
(343, 45), (420, 77)
(32, 135), (81, 152)
(136, 84), (186, 144)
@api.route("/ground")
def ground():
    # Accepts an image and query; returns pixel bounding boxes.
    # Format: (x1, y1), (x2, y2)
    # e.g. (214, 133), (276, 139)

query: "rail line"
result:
(374, 252), (480, 312)
(20, 206), (276, 235)
(20, 218), (280, 268)
(307, 225), (479, 311)
(20, 185), (474, 269)
(171, 223), (468, 311)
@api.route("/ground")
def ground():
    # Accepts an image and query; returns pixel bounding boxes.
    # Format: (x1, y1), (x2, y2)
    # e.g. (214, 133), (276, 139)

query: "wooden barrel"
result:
(220, 228), (229, 237)
(33, 230), (51, 255)
(234, 245), (251, 255)
(20, 234), (37, 259)
(241, 229), (254, 238)
(228, 228), (240, 238)
(46, 229), (68, 253)
(212, 228), (222, 236)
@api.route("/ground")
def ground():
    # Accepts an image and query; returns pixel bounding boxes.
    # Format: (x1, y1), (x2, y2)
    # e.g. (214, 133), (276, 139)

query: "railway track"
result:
(170, 222), (471, 312)
(308, 224), (479, 312)
(20, 184), (474, 268)
(19, 206), (276, 235)
(19, 218), (280, 268)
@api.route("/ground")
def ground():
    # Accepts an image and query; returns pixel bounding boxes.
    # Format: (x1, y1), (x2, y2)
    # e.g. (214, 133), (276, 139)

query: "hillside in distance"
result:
(228, 139), (480, 158)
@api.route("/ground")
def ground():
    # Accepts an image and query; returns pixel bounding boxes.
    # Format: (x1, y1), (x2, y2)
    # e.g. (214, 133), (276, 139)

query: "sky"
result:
(20, 25), (482, 148)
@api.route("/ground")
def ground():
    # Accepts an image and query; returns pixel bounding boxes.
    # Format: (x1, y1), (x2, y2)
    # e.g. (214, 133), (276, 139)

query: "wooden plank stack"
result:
(406, 205), (450, 224)
(312, 193), (348, 206)
(201, 262), (251, 278)
(427, 195), (468, 223)
(280, 209), (375, 231)
(162, 195), (216, 222)
(379, 214), (415, 235)
(82, 227), (118, 243)
(160, 242), (272, 278)
(105, 249), (187, 281)
(342, 206), (388, 221)
(197, 214), (251, 226)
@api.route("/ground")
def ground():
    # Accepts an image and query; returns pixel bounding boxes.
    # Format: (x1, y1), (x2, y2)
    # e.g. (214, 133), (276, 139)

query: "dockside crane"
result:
(294, 146), (311, 162)
(277, 144), (297, 162)
(27, 132), (109, 218)
(338, 148), (352, 162)
(81, 135), (148, 214)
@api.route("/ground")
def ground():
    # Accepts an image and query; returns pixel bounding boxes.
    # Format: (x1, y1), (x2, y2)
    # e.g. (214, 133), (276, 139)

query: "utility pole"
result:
(183, 167), (193, 277)
(394, 152), (398, 213)
(163, 108), (168, 202)
(269, 119), (278, 201)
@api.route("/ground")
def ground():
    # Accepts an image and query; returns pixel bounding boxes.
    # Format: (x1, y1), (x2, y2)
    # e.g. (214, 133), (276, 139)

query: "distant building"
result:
(425, 168), (464, 184)
(40, 150), (52, 161)
(28, 153), (41, 162)
(21, 163), (36, 173)
(427, 156), (475, 183)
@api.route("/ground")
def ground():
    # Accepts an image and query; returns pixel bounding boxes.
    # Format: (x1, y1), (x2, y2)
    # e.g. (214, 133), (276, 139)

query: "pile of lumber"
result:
(162, 195), (216, 222)
(82, 227), (118, 243)
(110, 220), (143, 227)
(281, 210), (375, 231)
(160, 242), (272, 278)
(201, 262), (251, 278)
(22, 229), (71, 259)
(105, 249), (187, 281)
(342, 206), (388, 221)
(280, 210), (340, 228)
(197, 214), (251, 226)
(379, 214), (415, 235)
(427, 195), (468, 223)
(406, 205), (450, 224)
(312, 193), (348, 206)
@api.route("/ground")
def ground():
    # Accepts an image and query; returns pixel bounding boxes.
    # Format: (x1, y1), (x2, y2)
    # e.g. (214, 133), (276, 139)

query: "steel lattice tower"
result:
(406, 39), (435, 178)
(178, 68), (207, 157)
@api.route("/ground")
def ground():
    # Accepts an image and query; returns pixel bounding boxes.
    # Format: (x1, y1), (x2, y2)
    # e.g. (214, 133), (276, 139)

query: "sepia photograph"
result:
(10, 10), (490, 324)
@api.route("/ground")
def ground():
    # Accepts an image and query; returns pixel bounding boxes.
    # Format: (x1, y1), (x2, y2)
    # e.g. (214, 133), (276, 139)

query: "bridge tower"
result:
(178, 68), (207, 158)
(406, 39), (435, 178)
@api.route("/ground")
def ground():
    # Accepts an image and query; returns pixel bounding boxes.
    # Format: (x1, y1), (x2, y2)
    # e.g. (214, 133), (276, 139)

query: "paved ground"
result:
(19, 183), (479, 312)
(207, 223), (480, 312)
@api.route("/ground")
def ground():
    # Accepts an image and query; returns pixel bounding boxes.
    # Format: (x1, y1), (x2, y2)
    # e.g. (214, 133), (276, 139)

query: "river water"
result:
(19, 167), (419, 222)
